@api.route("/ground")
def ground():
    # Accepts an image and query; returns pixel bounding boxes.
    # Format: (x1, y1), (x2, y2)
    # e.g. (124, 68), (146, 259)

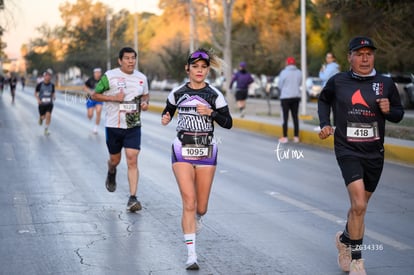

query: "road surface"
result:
(0, 87), (413, 274)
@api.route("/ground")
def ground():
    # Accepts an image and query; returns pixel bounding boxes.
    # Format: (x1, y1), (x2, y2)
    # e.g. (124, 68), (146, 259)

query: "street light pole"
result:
(106, 12), (111, 71)
(134, 12), (138, 70)
(0, 26), (3, 75)
(189, 0), (195, 52)
(300, 0), (307, 116)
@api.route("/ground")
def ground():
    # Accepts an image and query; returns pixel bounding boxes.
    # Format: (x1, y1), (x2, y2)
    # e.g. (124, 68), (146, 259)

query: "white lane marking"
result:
(2, 142), (16, 161)
(268, 191), (412, 250)
(13, 193), (36, 234)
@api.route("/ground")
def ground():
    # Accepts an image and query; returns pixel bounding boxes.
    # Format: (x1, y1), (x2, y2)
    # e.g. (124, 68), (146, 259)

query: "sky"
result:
(2, 0), (161, 59)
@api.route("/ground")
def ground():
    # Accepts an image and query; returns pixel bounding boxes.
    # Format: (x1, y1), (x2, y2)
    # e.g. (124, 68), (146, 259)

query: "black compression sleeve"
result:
(162, 100), (177, 118)
(212, 106), (233, 129)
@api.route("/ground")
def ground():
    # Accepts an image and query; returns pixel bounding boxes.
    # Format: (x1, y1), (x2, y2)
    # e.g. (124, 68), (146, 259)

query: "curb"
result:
(148, 104), (414, 166)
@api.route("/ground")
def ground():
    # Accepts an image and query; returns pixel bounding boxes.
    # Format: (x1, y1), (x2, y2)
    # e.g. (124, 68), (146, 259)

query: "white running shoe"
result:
(185, 254), (199, 270)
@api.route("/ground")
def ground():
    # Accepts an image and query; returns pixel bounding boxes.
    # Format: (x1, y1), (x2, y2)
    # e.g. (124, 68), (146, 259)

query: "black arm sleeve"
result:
(35, 83), (41, 93)
(317, 78), (335, 128)
(212, 105), (232, 129)
(384, 83), (404, 123)
(161, 99), (177, 118)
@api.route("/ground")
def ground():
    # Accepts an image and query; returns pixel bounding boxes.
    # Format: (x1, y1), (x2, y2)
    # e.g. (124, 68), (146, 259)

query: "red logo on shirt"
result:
(351, 90), (369, 108)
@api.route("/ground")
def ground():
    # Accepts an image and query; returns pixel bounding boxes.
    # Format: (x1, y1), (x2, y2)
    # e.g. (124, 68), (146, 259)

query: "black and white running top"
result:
(162, 83), (232, 135)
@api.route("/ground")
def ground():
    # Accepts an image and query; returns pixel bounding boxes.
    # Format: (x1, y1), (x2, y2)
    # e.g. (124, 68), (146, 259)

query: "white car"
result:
(306, 77), (323, 99)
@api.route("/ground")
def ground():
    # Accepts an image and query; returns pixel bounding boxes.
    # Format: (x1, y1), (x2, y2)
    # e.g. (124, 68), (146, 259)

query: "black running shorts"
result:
(337, 156), (384, 193)
(235, 89), (248, 101)
(105, 126), (141, 154)
(38, 104), (54, 116)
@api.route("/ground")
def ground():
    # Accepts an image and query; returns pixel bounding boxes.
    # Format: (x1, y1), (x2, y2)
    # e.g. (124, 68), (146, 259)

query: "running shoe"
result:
(44, 128), (50, 136)
(293, 136), (300, 143)
(278, 137), (288, 143)
(126, 195), (142, 212)
(105, 169), (117, 192)
(39, 117), (43, 125)
(185, 254), (199, 270)
(349, 259), (367, 275)
(196, 214), (203, 234)
(335, 231), (351, 272)
(240, 109), (246, 118)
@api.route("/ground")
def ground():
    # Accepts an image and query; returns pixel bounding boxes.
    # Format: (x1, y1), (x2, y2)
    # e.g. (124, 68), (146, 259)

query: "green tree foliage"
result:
(25, 24), (65, 75)
(316, 0), (414, 73)
(59, 0), (113, 74)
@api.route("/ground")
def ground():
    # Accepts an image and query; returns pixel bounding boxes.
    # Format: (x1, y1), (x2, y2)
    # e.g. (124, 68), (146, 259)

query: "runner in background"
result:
(35, 69), (56, 136)
(83, 68), (103, 134)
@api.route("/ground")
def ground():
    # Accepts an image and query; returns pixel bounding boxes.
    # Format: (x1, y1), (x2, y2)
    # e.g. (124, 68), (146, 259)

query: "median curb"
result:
(148, 104), (414, 166)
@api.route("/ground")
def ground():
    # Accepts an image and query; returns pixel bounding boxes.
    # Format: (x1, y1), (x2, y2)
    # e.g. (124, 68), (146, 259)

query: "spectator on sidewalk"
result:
(319, 52), (340, 87)
(278, 56), (302, 143)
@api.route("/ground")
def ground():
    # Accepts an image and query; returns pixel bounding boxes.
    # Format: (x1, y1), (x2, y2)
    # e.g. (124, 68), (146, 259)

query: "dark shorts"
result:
(171, 137), (218, 166)
(38, 104), (54, 116)
(86, 99), (103, 109)
(235, 89), (248, 101)
(337, 156), (384, 193)
(105, 127), (141, 155)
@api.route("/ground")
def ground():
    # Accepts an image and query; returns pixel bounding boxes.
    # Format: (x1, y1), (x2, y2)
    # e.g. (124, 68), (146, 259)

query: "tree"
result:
(59, 0), (111, 74)
(24, 24), (65, 75)
(317, 0), (414, 73)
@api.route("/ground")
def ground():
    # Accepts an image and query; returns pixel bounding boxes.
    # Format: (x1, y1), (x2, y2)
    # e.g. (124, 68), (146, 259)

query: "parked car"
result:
(383, 73), (414, 109)
(406, 74), (414, 107)
(305, 77), (323, 100)
(267, 76), (280, 99)
(150, 79), (179, 91)
(248, 74), (266, 98)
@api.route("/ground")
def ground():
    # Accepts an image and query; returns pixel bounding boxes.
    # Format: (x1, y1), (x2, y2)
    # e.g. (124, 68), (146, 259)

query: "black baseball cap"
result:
(348, 36), (377, 52)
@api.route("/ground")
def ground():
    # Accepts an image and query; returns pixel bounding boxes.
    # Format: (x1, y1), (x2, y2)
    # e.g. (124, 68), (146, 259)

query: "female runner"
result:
(161, 48), (232, 270)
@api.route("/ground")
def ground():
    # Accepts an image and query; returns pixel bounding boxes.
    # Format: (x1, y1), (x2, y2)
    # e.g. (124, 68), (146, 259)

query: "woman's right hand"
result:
(161, 112), (171, 125)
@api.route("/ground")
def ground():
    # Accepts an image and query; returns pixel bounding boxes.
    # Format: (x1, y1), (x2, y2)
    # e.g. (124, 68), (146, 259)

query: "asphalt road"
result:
(0, 87), (413, 275)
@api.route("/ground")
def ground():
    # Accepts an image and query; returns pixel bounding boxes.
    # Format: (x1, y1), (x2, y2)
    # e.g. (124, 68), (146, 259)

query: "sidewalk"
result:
(148, 91), (414, 166)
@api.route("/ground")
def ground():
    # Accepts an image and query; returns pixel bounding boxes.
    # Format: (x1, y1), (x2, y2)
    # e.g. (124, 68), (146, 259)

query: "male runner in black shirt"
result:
(318, 36), (404, 274)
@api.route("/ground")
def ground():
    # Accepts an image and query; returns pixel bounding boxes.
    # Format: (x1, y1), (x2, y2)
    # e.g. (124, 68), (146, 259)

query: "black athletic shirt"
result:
(85, 77), (99, 90)
(318, 71), (404, 159)
(35, 81), (55, 105)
